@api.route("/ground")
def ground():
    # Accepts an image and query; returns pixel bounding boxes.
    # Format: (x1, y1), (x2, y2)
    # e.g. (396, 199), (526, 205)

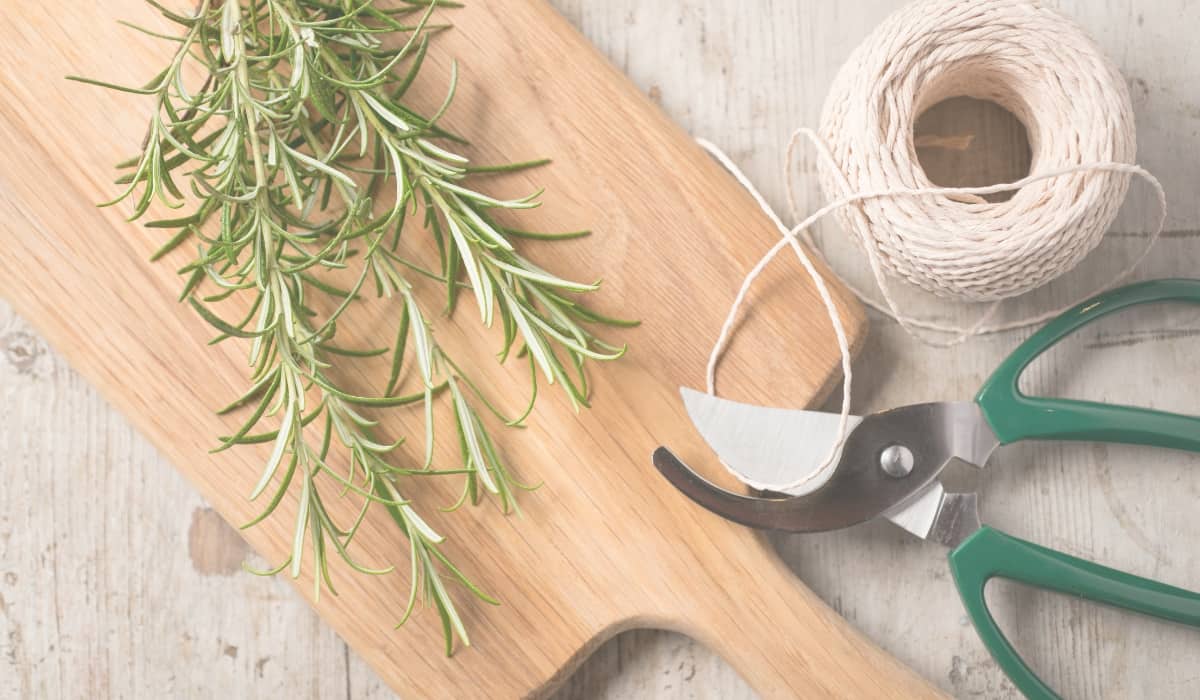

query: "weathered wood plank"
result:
(0, 301), (352, 698)
(6, 0), (1200, 697)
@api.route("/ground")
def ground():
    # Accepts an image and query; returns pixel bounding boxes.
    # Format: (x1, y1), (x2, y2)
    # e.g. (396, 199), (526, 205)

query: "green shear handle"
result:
(976, 278), (1200, 450)
(949, 527), (1200, 700)
(964, 278), (1200, 699)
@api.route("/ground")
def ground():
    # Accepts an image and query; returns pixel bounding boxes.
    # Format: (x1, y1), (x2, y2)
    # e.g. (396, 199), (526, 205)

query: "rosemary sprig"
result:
(71, 0), (633, 654)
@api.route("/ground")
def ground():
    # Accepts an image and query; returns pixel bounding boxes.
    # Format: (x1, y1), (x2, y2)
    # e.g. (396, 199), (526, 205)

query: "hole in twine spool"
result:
(914, 97), (1032, 203)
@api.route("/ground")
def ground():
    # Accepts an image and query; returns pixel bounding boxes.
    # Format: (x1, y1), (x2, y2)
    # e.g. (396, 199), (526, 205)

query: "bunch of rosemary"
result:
(71, 0), (631, 653)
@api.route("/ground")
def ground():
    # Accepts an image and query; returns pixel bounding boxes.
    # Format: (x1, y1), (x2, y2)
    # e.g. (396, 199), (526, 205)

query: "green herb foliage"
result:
(70, 0), (634, 654)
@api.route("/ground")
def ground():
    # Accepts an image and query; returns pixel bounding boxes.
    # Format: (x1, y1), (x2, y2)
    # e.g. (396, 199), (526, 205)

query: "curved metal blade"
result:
(652, 447), (861, 532)
(680, 387), (861, 495)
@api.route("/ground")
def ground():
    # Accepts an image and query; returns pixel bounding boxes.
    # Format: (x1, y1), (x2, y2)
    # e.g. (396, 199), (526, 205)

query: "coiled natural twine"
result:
(817, 0), (1136, 302)
(703, 0), (1166, 494)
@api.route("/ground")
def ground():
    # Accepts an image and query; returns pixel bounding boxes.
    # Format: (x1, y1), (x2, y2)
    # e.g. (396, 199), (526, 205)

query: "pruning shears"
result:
(654, 279), (1200, 700)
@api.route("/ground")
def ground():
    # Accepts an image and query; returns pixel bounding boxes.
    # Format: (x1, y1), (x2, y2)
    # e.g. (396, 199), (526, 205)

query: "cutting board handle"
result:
(653, 533), (942, 699)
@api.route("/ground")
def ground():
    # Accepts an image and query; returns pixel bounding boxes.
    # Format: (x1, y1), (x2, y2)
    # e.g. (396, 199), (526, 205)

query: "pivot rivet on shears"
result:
(879, 444), (914, 478)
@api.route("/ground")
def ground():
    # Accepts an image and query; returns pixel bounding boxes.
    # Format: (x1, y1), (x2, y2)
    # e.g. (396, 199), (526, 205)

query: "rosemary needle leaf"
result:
(149, 225), (196, 262)
(320, 343), (389, 358)
(65, 75), (160, 95)
(464, 158), (552, 175)
(188, 299), (266, 339)
(501, 227), (593, 241)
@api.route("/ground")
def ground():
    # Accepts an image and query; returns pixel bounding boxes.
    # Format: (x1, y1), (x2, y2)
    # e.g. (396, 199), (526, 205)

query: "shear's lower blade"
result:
(651, 447), (797, 530)
(681, 387), (862, 495)
(652, 447), (871, 532)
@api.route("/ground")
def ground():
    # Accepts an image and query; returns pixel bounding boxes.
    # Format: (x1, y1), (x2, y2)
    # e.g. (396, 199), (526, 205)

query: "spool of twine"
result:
(703, 0), (1166, 493)
(817, 0), (1135, 302)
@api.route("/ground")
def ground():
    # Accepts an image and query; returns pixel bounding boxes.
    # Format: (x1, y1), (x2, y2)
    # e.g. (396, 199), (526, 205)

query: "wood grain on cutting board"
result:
(0, 1), (940, 697)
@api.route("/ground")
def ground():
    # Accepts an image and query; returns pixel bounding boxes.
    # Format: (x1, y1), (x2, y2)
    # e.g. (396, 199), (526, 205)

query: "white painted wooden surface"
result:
(4, 1), (1200, 697)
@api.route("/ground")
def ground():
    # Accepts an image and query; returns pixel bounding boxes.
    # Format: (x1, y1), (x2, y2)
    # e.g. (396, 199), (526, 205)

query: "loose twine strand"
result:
(700, 0), (1167, 494)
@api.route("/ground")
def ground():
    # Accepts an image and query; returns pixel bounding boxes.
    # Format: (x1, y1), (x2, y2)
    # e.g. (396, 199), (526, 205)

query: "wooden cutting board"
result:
(0, 1), (942, 697)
